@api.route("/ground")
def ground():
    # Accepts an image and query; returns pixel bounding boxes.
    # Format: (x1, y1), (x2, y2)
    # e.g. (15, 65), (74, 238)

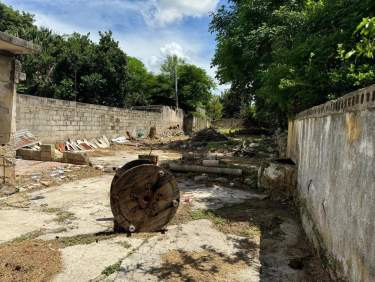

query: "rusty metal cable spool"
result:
(110, 161), (180, 233)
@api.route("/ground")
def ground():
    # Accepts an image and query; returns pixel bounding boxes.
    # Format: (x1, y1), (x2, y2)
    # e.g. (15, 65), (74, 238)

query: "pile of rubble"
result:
(233, 138), (277, 159)
(60, 136), (111, 152)
(191, 128), (229, 143)
(15, 129), (40, 150)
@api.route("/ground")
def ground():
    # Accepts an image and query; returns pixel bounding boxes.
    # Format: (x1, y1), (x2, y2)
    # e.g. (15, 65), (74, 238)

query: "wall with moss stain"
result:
(288, 85), (375, 282)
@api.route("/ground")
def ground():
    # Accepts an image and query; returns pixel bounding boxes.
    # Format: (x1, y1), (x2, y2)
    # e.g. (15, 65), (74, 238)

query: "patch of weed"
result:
(41, 207), (76, 223)
(55, 232), (118, 248)
(191, 209), (227, 226)
(10, 230), (44, 243)
(101, 260), (122, 276)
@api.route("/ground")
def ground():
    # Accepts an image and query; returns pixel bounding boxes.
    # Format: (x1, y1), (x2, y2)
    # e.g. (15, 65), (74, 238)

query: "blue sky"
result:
(3, 0), (229, 93)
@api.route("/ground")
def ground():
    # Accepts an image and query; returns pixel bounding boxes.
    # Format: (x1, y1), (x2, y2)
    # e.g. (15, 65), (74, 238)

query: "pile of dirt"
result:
(0, 240), (61, 282)
(191, 128), (229, 143)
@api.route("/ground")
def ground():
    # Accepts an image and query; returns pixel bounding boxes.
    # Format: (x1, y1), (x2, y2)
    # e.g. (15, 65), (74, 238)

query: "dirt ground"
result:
(0, 133), (331, 282)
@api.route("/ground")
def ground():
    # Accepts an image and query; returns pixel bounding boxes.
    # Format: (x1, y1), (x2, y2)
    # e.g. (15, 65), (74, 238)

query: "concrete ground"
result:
(0, 144), (330, 282)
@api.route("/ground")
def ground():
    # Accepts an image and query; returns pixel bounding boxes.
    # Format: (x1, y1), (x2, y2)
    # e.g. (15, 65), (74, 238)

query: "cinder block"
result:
(63, 151), (90, 165)
(17, 149), (41, 161)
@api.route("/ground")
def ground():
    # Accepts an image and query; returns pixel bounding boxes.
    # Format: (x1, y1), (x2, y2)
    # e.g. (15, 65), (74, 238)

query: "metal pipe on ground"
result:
(169, 163), (242, 176)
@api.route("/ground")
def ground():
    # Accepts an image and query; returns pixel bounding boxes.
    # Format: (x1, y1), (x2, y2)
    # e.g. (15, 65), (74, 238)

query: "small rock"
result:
(104, 166), (117, 173)
(40, 181), (51, 187)
(244, 177), (256, 187)
(229, 182), (235, 187)
(1, 185), (19, 196)
(214, 177), (228, 183)
(31, 195), (45, 200)
(194, 174), (209, 183)
(94, 165), (104, 171)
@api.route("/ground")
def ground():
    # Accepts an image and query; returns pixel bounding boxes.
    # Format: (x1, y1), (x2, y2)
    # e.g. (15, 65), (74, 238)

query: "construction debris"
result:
(63, 151), (90, 165)
(191, 128), (229, 143)
(15, 129), (40, 150)
(194, 174), (209, 182)
(111, 136), (128, 145)
(64, 136), (111, 152)
(234, 139), (276, 158)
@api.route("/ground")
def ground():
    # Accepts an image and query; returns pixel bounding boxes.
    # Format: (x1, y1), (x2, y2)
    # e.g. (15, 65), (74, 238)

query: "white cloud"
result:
(141, 0), (220, 26)
(160, 42), (186, 58)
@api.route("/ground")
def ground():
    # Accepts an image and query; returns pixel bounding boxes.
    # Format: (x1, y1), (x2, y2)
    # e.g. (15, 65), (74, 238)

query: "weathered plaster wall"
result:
(288, 85), (375, 282)
(16, 94), (184, 143)
(184, 114), (211, 134)
(0, 54), (16, 186)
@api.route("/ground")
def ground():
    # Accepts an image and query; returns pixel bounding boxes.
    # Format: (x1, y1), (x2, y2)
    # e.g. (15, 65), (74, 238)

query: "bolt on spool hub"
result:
(110, 162), (180, 233)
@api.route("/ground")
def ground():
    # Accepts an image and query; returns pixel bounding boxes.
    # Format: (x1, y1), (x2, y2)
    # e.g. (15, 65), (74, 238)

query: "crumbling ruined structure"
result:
(0, 32), (38, 192)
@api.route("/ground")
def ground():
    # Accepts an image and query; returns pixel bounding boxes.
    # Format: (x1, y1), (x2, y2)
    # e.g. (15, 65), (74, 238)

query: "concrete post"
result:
(0, 54), (16, 188)
(0, 32), (39, 194)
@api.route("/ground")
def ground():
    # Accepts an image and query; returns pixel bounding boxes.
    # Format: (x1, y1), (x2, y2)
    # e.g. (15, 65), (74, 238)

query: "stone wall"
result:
(16, 94), (184, 143)
(287, 85), (375, 282)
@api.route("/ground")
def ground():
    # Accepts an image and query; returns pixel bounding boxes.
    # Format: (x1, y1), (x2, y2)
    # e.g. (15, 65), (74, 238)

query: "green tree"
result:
(126, 57), (154, 106)
(153, 56), (215, 113)
(207, 95), (223, 121)
(332, 17), (375, 88)
(177, 64), (215, 112)
(92, 31), (129, 107)
(220, 89), (241, 118)
(0, 2), (35, 37)
(210, 0), (375, 127)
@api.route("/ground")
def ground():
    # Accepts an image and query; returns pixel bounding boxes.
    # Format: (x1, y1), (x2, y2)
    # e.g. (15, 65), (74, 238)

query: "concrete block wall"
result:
(16, 94), (184, 143)
(287, 85), (375, 282)
(184, 115), (211, 134)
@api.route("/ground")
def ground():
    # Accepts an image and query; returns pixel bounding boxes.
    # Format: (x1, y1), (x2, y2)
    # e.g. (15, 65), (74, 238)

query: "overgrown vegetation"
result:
(211, 0), (375, 127)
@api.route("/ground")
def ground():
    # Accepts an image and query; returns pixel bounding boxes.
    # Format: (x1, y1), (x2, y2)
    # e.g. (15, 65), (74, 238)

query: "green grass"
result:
(41, 207), (77, 223)
(101, 260), (122, 276)
(191, 209), (227, 226)
(206, 140), (239, 151)
(217, 127), (242, 136)
(10, 229), (44, 243)
(55, 232), (118, 248)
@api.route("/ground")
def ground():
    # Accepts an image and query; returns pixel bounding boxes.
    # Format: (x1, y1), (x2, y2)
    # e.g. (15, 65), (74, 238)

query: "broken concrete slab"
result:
(29, 175), (114, 239)
(0, 209), (60, 243)
(258, 160), (297, 201)
(109, 220), (261, 282)
(179, 180), (267, 210)
(54, 237), (144, 282)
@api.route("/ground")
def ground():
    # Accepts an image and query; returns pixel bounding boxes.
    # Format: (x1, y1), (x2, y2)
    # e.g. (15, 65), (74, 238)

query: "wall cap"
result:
(295, 84), (375, 120)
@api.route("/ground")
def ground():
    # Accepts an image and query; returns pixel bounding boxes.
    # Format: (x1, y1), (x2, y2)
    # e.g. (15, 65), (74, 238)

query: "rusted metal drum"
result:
(110, 160), (180, 233)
